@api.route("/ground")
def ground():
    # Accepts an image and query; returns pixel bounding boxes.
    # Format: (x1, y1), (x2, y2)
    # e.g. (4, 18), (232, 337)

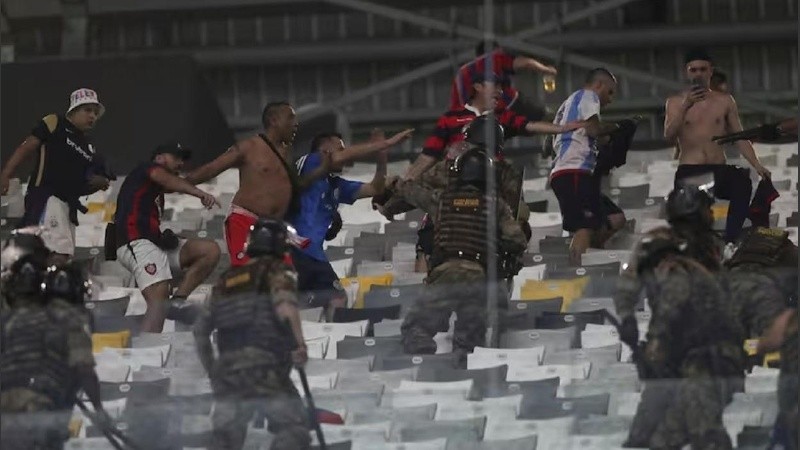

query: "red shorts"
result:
(224, 206), (293, 267)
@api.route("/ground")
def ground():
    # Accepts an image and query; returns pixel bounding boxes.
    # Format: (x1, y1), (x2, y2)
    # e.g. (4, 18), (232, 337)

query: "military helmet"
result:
(44, 262), (92, 305)
(464, 115), (505, 154)
(1, 229), (50, 301)
(452, 147), (493, 188)
(666, 183), (715, 225)
(245, 219), (289, 258)
(634, 232), (687, 275)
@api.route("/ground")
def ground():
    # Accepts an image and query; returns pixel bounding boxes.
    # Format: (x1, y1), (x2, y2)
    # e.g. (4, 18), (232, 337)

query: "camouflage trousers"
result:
(626, 356), (739, 450)
(210, 365), (310, 450)
(0, 389), (70, 450)
(402, 259), (506, 355)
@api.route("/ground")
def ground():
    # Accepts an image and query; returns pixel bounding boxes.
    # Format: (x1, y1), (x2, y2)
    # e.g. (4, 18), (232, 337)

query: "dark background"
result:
(1, 55), (234, 176)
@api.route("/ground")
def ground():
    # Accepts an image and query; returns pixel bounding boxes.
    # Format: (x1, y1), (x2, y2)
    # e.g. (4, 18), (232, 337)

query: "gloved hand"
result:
(619, 316), (639, 350)
(324, 211), (343, 241)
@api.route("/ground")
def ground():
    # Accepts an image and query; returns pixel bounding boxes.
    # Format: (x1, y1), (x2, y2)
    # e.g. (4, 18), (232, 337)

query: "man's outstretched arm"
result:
(185, 144), (243, 185)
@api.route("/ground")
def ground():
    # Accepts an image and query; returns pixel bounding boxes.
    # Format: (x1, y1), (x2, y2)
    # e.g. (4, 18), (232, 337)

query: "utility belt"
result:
(430, 249), (485, 270)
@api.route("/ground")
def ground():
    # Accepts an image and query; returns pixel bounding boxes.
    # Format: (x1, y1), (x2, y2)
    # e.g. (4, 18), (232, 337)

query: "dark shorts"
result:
(673, 164), (751, 196)
(551, 171), (605, 232)
(600, 192), (624, 219)
(291, 248), (345, 308)
(416, 215), (435, 258)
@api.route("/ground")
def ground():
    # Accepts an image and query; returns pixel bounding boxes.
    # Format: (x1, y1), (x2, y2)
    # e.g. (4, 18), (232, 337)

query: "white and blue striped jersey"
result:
(550, 89), (602, 177)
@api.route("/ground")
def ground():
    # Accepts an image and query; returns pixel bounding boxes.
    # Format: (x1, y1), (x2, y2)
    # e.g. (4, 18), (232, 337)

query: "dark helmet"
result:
(634, 232), (687, 275)
(44, 262), (92, 305)
(245, 219), (289, 258)
(453, 148), (493, 188)
(464, 115), (505, 154)
(666, 183), (715, 226)
(1, 230), (50, 302)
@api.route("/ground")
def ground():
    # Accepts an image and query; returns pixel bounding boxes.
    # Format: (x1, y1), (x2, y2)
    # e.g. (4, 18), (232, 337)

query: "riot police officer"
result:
(725, 228), (798, 450)
(615, 185), (744, 449)
(399, 147), (528, 359)
(1, 230), (111, 450)
(193, 219), (310, 450)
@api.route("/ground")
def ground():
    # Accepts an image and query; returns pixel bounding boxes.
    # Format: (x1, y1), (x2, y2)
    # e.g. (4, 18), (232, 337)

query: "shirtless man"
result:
(664, 48), (770, 243)
(186, 102), (328, 266)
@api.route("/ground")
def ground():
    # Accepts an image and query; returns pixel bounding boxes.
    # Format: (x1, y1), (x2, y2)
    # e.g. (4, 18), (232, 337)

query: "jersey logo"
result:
(225, 272), (251, 288)
(144, 263), (157, 275)
(452, 198), (480, 208)
(236, 251), (246, 260)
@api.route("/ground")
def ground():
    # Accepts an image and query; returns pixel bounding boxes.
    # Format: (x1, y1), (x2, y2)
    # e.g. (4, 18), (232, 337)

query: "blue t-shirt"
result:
(290, 152), (364, 261)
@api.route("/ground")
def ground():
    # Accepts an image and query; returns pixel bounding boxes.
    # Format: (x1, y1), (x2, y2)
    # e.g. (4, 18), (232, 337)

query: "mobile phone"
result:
(691, 78), (705, 91)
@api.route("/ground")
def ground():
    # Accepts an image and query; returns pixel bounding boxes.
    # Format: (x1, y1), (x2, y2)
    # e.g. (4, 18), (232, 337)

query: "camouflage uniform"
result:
(616, 227), (744, 450)
(395, 172), (527, 355)
(775, 314), (798, 450)
(194, 258), (310, 450)
(0, 299), (95, 450)
(724, 228), (798, 450)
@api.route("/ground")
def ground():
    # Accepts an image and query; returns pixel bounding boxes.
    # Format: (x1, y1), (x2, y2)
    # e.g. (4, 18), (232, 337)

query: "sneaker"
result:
(166, 297), (199, 324)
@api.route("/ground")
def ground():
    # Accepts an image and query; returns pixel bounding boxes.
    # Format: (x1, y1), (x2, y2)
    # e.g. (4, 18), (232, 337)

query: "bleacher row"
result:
(0, 143), (796, 449)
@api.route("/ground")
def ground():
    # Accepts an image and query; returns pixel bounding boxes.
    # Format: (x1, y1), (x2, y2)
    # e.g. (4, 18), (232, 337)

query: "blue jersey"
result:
(290, 152), (363, 261)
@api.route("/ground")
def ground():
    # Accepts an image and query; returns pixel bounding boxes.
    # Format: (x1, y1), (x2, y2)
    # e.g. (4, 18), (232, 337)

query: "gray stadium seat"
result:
(337, 367), (417, 391)
(374, 354), (458, 372)
(312, 389), (383, 413)
(447, 436), (537, 450)
(347, 404), (437, 425)
(373, 319), (403, 337)
(306, 356), (374, 376)
(499, 328), (576, 352)
(415, 364), (508, 399)
(325, 246), (356, 262)
(503, 298), (564, 330)
(364, 284), (424, 312)
(518, 393), (610, 419)
(86, 295), (130, 317)
(567, 297), (617, 317)
(543, 345), (621, 369)
(544, 262), (620, 280)
(336, 335), (405, 360)
(389, 416), (486, 444)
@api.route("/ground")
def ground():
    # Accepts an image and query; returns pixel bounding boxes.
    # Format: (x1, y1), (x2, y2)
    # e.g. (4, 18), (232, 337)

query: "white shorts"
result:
(117, 238), (186, 290)
(38, 196), (76, 255)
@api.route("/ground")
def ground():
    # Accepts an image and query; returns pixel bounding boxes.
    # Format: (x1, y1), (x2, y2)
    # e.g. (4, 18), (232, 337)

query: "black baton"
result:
(297, 365), (327, 450)
(76, 399), (141, 450)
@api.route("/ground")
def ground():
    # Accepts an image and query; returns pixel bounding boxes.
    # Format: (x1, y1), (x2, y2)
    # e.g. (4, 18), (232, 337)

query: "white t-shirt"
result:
(550, 89), (601, 177)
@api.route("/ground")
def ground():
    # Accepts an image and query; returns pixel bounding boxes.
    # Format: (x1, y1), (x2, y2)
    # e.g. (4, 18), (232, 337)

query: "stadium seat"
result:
(91, 331), (131, 352)
(519, 277), (588, 311)
(347, 404), (437, 427)
(333, 304), (402, 336)
(374, 353), (458, 372)
(86, 295), (131, 317)
(499, 328), (576, 352)
(340, 274), (394, 308)
(416, 364), (509, 399)
(543, 345), (621, 370)
(389, 416), (487, 444)
(518, 393), (610, 419)
(373, 319), (404, 337)
(544, 262), (620, 280)
(503, 298), (563, 329)
(337, 367), (417, 392)
(336, 335), (405, 360)
(363, 284), (424, 312)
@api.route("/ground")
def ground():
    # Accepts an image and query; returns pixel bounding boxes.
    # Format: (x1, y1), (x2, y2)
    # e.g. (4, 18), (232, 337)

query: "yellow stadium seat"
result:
(340, 273), (393, 309)
(520, 277), (589, 311)
(711, 204), (729, 221)
(92, 330), (130, 353)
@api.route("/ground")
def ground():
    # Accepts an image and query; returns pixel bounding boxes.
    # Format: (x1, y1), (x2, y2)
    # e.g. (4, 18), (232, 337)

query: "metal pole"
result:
(323, 0), (794, 118)
(482, 0), (499, 350)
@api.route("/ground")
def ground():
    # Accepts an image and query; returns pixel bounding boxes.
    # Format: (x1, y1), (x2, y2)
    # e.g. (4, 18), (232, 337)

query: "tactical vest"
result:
(210, 260), (293, 364)
(652, 259), (744, 366)
(0, 307), (72, 406)
(432, 185), (493, 268)
(728, 227), (795, 268)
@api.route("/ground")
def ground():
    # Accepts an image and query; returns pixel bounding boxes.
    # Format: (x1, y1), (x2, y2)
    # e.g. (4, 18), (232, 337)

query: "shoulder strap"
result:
(260, 135), (301, 193)
(260, 135), (302, 214)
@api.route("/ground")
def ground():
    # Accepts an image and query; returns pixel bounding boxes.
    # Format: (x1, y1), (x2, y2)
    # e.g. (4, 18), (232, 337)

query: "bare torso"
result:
(231, 135), (293, 218)
(670, 91), (733, 165)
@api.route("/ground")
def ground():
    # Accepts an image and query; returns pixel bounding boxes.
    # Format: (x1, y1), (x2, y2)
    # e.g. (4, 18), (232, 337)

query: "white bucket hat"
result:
(67, 88), (105, 117)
